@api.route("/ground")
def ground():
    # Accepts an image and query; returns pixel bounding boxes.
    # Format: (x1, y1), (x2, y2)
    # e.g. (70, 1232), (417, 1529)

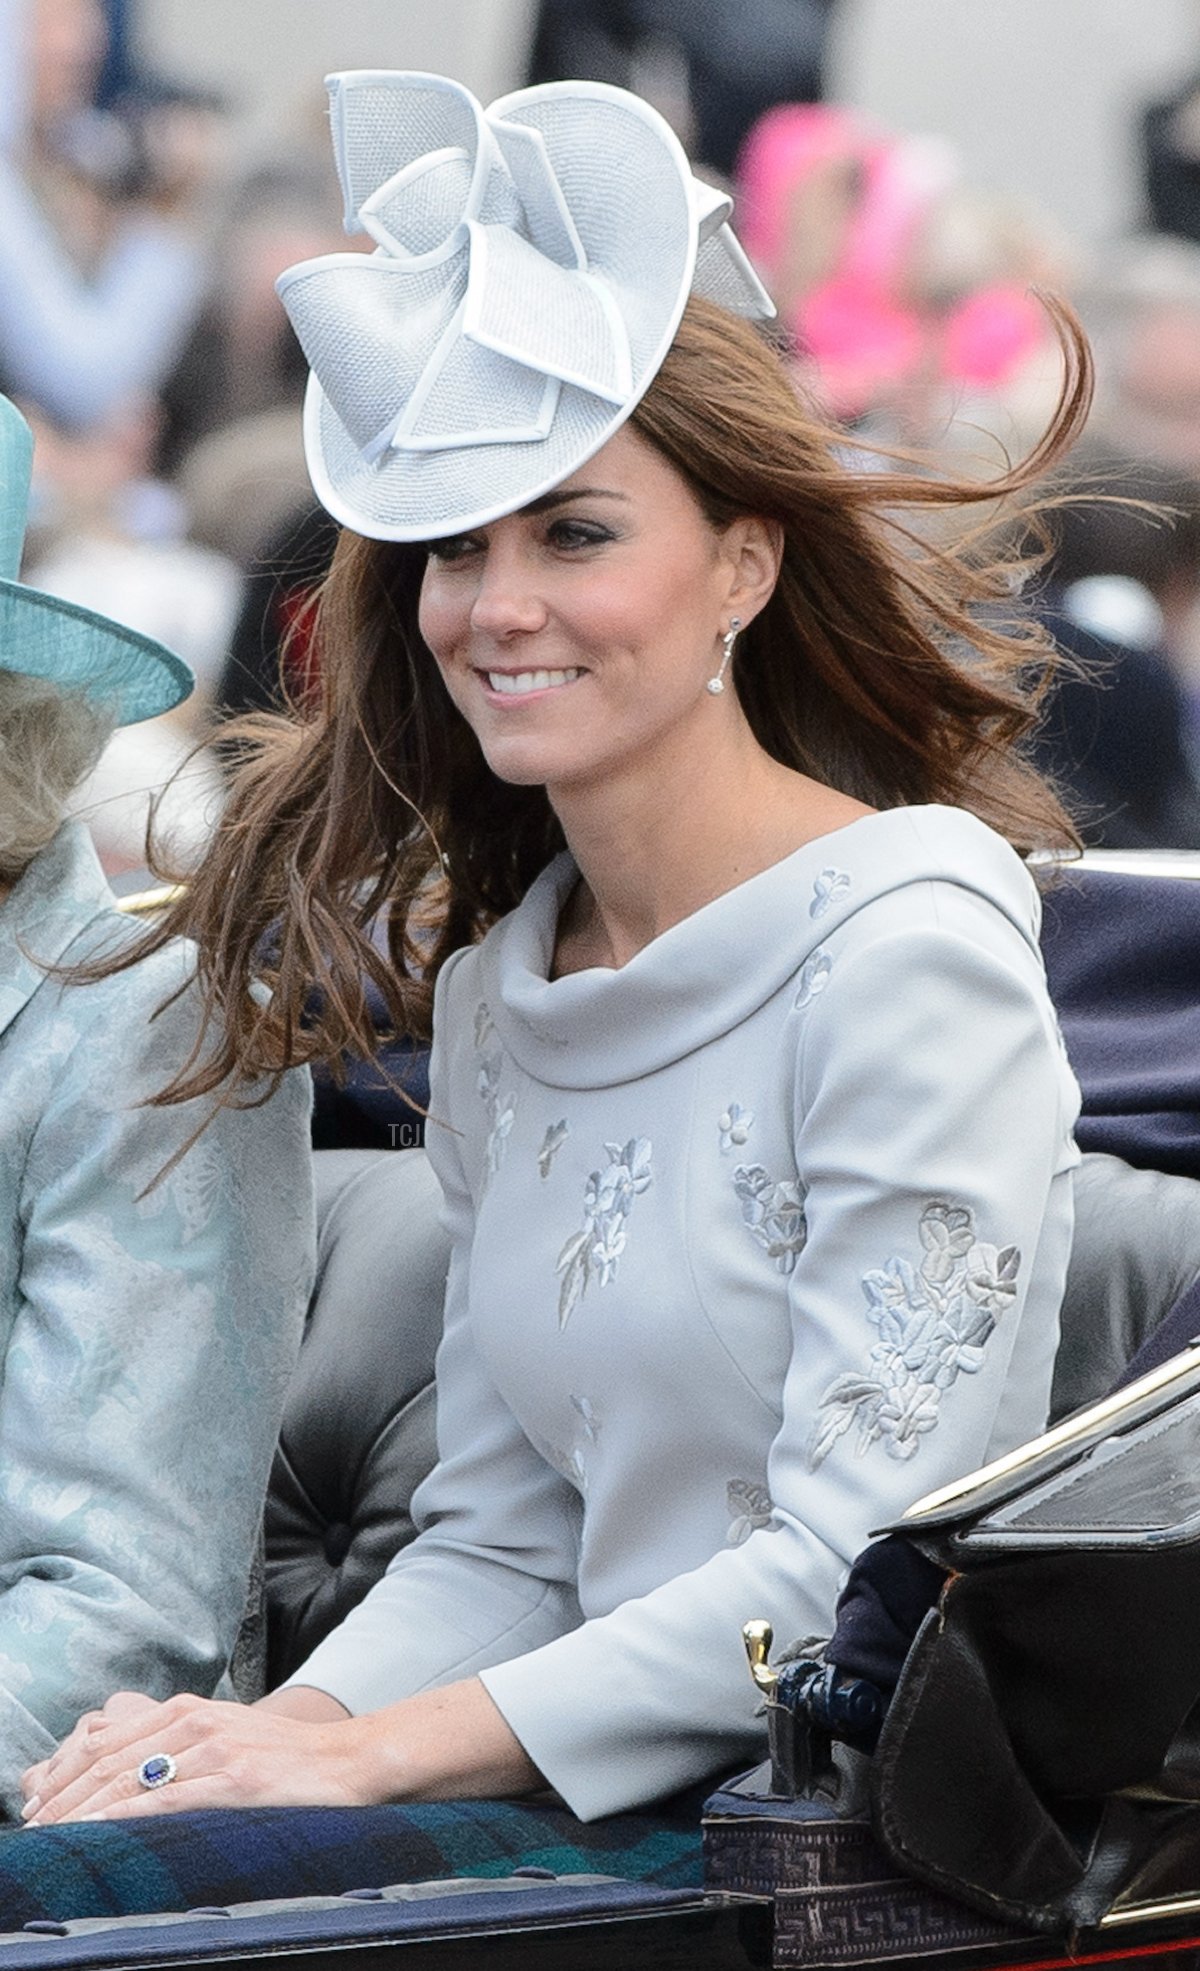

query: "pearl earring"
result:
(707, 617), (741, 696)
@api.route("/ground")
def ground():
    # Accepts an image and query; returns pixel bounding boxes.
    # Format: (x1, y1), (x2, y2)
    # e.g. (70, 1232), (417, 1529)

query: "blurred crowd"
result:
(9, 0), (1200, 871)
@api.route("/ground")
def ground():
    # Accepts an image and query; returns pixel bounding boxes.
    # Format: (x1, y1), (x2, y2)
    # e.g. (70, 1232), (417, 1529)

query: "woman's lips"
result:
(481, 667), (584, 698)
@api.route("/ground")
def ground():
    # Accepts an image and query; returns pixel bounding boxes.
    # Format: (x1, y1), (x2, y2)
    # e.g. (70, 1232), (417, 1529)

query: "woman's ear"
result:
(720, 516), (784, 627)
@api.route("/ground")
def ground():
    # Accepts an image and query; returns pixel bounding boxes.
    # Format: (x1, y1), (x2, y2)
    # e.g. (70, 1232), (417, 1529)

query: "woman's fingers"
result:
(97, 1692), (164, 1724)
(22, 1705), (108, 1805)
(23, 1694), (219, 1823)
(24, 1703), (370, 1824)
(32, 1746), (234, 1825)
(21, 1689), (176, 1809)
(73, 1773), (244, 1821)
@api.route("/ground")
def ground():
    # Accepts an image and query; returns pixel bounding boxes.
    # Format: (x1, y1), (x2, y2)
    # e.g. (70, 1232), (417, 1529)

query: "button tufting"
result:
(322, 1522), (352, 1567)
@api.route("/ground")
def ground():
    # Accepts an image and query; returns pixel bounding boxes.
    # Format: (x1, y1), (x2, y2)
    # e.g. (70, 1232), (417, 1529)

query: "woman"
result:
(0, 389), (313, 1819)
(24, 71), (1084, 1826)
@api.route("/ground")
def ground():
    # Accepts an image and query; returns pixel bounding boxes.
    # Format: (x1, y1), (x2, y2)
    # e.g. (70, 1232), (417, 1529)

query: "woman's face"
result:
(417, 424), (772, 798)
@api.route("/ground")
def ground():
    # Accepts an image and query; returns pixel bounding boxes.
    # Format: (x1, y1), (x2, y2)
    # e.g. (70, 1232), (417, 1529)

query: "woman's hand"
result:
(21, 1678), (540, 1824)
(20, 1688), (373, 1825)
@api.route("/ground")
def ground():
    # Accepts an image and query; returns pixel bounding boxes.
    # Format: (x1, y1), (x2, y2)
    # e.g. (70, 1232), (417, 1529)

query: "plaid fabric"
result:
(0, 1795), (704, 1928)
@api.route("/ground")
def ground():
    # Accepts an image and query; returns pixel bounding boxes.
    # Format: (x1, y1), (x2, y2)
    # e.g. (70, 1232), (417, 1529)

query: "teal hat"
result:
(0, 396), (193, 725)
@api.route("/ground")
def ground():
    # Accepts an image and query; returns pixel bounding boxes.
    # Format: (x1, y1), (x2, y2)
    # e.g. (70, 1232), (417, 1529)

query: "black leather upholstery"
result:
(264, 1149), (450, 1689)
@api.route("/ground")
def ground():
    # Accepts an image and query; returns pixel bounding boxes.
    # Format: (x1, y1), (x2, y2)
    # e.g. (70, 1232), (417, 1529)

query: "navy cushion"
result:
(0, 1879), (707, 1968)
(1041, 868), (1200, 1179)
(0, 1798), (703, 1929)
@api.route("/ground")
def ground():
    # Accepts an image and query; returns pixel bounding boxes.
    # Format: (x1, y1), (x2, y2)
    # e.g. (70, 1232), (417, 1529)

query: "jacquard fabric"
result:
(0, 823), (314, 1817)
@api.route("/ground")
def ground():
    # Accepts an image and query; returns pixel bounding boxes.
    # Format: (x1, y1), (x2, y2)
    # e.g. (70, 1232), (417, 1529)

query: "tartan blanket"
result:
(0, 1795), (703, 1928)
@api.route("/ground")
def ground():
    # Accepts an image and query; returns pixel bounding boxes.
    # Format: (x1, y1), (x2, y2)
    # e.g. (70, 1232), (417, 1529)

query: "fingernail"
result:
(20, 1799), (39, 1821)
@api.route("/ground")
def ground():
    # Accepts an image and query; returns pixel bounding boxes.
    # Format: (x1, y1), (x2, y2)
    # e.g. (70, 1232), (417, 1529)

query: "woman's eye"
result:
(427, 535), (483, 565)
(547, 520), (615, 550)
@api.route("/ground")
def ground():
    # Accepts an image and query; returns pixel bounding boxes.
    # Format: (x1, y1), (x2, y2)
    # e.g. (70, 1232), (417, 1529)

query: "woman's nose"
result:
(468, 545), (546, 638)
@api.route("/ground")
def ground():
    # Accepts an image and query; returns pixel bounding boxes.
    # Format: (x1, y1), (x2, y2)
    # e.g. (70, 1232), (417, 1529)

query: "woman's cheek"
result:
(416, 573), (462, 660)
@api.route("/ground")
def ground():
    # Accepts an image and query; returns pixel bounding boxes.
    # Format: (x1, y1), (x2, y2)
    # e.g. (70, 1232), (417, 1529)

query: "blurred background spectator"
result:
(6, 0), (1200, 873)
(0, 0), (226, 876)
(526, 0), (837, 176)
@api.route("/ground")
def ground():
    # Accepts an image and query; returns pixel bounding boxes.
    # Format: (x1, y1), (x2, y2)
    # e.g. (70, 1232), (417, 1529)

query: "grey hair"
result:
(0, 671), (116, 881)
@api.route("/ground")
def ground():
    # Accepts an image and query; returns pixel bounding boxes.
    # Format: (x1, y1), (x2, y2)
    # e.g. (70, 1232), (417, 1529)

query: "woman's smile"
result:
(480, 665), (586, 701)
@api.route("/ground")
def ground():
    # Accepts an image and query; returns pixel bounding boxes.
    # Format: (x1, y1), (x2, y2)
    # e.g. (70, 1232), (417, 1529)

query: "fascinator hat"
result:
(276, 70), (775, 542)
(0, 395), (192, 724)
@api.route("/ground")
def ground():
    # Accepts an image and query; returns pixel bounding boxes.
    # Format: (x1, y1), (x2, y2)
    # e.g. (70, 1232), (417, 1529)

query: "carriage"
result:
(0, 847), (1197, 1970)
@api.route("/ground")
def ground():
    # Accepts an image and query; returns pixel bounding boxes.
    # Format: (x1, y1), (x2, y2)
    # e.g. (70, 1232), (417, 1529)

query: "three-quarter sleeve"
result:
(0, 950), (314, 1815)
(285, 953), (584, 1714)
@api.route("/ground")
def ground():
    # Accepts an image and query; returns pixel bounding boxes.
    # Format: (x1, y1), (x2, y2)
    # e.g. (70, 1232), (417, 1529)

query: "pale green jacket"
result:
(0, 822), (314, 1814)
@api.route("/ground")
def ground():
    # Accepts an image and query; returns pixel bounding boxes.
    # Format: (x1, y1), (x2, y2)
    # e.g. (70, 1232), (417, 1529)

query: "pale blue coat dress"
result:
(291, 805), (1080, 1820)
(0, 821), (314, 1815)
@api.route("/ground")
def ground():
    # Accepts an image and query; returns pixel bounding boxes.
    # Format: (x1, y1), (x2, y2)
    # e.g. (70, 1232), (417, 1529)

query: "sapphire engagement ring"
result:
(136, 1753), (177, 1790)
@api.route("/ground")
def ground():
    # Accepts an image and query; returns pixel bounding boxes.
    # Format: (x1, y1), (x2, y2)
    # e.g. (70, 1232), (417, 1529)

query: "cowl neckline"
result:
(477, 804), (1042, 1090)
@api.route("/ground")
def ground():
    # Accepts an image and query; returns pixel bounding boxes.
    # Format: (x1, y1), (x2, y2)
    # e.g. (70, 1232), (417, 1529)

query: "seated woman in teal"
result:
(0, 394), (314, 1816)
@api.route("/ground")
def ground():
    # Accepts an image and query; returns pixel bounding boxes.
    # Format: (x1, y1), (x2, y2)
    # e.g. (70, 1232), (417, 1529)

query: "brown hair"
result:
(111, 293), (1091, 1105)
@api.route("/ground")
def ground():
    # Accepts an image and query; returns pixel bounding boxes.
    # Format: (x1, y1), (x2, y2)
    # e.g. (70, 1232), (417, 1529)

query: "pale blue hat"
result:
(0, 396), (193, 725)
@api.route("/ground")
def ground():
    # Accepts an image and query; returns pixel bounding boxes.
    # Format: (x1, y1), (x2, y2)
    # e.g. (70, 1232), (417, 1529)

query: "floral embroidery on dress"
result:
(533, 1431), (588, 1493)
(543, 1397), (602, 1494)
(538, 1120), (569, 1179)
(718, 1103), (754, 1154)
(474, 1000), (516, 1183)
(726, 1478), (773, 1545)
(808, 1201), (1022, 1470)
(571, 1393), (601, 1441)
(810, 869), (851, 920)
(795, 949), (833, 1009)
(734, 1163), (808, 1273)
(555, 1137), (653, 1328)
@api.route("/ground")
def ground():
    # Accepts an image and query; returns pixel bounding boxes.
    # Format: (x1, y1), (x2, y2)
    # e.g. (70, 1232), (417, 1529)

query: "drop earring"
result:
(708, 616), (741, 696)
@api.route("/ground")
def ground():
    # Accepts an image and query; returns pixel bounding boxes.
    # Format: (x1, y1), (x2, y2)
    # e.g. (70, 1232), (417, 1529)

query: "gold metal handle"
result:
(116, 884), (188, 917)
(742, 1618), (778, 1695)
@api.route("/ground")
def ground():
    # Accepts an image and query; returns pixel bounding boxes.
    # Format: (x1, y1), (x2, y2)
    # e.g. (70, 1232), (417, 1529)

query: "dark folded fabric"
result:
(827, 1537), (947, 1698)
(0, 1797), (703, 1928)
(1041, 869), (1200, 1180)
(1116, 1272), (1200, 1387)
(310, 1032), (430, 1151)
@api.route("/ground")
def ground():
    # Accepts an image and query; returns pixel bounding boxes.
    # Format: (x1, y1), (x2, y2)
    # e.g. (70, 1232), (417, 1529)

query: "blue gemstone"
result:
(141, 1756), (172, 1786)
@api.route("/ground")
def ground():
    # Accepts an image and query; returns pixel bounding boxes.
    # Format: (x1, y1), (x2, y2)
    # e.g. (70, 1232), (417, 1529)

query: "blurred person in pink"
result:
(735, 102), (1052, 431)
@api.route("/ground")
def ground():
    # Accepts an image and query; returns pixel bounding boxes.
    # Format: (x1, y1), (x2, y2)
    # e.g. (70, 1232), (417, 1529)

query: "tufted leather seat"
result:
(262, 1148), (450, 1690)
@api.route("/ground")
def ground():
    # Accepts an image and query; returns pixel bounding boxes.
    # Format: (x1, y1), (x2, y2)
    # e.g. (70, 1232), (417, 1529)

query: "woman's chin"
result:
(480, 742), (594, 791)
